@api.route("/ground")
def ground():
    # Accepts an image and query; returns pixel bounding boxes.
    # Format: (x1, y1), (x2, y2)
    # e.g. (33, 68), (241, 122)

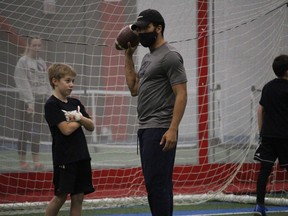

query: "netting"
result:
(1, 0), (288, 213)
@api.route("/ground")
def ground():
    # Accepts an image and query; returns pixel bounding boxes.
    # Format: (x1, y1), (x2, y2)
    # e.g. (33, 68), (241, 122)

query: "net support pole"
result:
(197, 0), (209, 165)
(100, 1), (129, 141)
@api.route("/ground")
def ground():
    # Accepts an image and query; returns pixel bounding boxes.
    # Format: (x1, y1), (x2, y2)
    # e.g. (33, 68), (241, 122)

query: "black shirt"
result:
(260, 78), (288, 139)
(45, 95), (91, 165)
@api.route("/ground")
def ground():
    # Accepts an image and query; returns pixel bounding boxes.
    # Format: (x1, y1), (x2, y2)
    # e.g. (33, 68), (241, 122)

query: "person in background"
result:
(14, 36), (50, 170)
(44, 63), (95, 216)
(254, 54), (288, 216)
(124, 9), (188, 216)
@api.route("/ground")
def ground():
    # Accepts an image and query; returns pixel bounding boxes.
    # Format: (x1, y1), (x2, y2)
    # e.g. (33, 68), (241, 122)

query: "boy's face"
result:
(53, 75), (75, 97)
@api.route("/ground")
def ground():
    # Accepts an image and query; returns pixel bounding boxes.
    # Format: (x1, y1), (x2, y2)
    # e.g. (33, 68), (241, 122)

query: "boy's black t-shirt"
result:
(260, 78), (288, 139)
(45, 95), (91, 165)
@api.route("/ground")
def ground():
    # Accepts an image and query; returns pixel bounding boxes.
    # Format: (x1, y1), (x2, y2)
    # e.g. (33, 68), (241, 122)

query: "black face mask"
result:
(138, 30), (158, 47)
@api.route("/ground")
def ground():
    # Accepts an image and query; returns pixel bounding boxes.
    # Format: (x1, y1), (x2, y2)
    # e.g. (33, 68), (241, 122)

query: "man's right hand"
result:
(125, 42), (138, 56)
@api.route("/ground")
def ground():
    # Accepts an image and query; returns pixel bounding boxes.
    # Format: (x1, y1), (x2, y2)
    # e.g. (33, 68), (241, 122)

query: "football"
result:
(115, 24), (139, 50)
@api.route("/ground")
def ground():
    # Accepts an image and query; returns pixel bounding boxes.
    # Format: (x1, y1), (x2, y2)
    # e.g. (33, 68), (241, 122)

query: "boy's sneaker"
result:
(253, 204), (267, 216)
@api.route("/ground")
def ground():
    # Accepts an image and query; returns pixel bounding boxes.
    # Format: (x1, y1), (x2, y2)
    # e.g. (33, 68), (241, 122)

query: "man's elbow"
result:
(130, 91), (138, 97)
(129, 88), (138, 97)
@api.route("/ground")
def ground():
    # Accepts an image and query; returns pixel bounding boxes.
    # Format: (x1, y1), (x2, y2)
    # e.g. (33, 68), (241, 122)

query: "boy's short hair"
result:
(272, 54), (288, 77)
(48, 63), (76, 89)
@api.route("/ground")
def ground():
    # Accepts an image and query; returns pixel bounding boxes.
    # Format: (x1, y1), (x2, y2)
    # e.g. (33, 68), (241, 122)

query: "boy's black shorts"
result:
(53, 159), (95, 196)
(254, 137), (288, 168)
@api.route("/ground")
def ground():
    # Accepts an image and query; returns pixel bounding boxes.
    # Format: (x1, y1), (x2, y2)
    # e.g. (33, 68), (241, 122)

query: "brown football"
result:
(115, 24), (139, 50)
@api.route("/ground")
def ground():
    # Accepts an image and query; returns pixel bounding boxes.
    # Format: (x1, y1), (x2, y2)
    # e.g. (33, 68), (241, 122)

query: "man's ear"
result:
(156, 25), (162, 33)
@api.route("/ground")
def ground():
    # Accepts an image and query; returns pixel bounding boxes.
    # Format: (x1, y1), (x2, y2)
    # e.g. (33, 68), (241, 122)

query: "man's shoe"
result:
(253, 204), (267, 216)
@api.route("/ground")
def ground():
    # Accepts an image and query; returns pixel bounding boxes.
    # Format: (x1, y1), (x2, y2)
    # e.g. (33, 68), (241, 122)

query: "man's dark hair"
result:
(272, 54), (288, 77)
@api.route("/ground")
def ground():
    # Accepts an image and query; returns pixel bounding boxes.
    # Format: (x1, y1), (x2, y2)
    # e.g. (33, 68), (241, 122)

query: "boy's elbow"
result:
(84, 119), (95, 132)
(86, 125), (95, 132)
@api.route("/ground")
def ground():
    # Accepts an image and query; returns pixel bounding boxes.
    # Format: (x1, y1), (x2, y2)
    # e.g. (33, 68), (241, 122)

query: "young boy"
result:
(253, 54), (288, 216)
(44, 63), (95, 216)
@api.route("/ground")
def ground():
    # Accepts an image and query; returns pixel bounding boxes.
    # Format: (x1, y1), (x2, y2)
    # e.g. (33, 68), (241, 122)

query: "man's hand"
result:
(125, 42), (138, 56)
(160, 128), (178, 152)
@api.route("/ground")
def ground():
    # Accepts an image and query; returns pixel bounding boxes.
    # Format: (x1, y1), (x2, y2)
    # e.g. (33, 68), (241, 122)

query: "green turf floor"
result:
(1, 201), (287, 216)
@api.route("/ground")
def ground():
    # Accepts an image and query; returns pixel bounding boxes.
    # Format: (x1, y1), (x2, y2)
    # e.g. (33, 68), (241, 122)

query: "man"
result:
(124, 9), (188, 216)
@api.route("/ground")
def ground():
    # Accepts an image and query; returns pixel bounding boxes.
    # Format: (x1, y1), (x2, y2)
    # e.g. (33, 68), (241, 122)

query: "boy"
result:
(254, 54), (288, 216)
(44, 63), (95, 216)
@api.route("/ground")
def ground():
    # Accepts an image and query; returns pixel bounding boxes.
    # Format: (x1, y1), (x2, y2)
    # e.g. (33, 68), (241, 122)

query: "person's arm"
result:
(59, 105), (95, 135)
(58, 121), (81, 136)
(257, 104), (264, 133)
(57, 115), (94, 136)
(161, 82), (187, 151)
(40, 59), (52, 97)
(124, 43), (139, 96)
(78, 115), (95, 132)
(14, 59), (34, 111)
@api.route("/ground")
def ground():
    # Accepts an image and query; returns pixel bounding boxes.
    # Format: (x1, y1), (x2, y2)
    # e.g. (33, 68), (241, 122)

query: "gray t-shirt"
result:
(137, 42), (187, 129)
